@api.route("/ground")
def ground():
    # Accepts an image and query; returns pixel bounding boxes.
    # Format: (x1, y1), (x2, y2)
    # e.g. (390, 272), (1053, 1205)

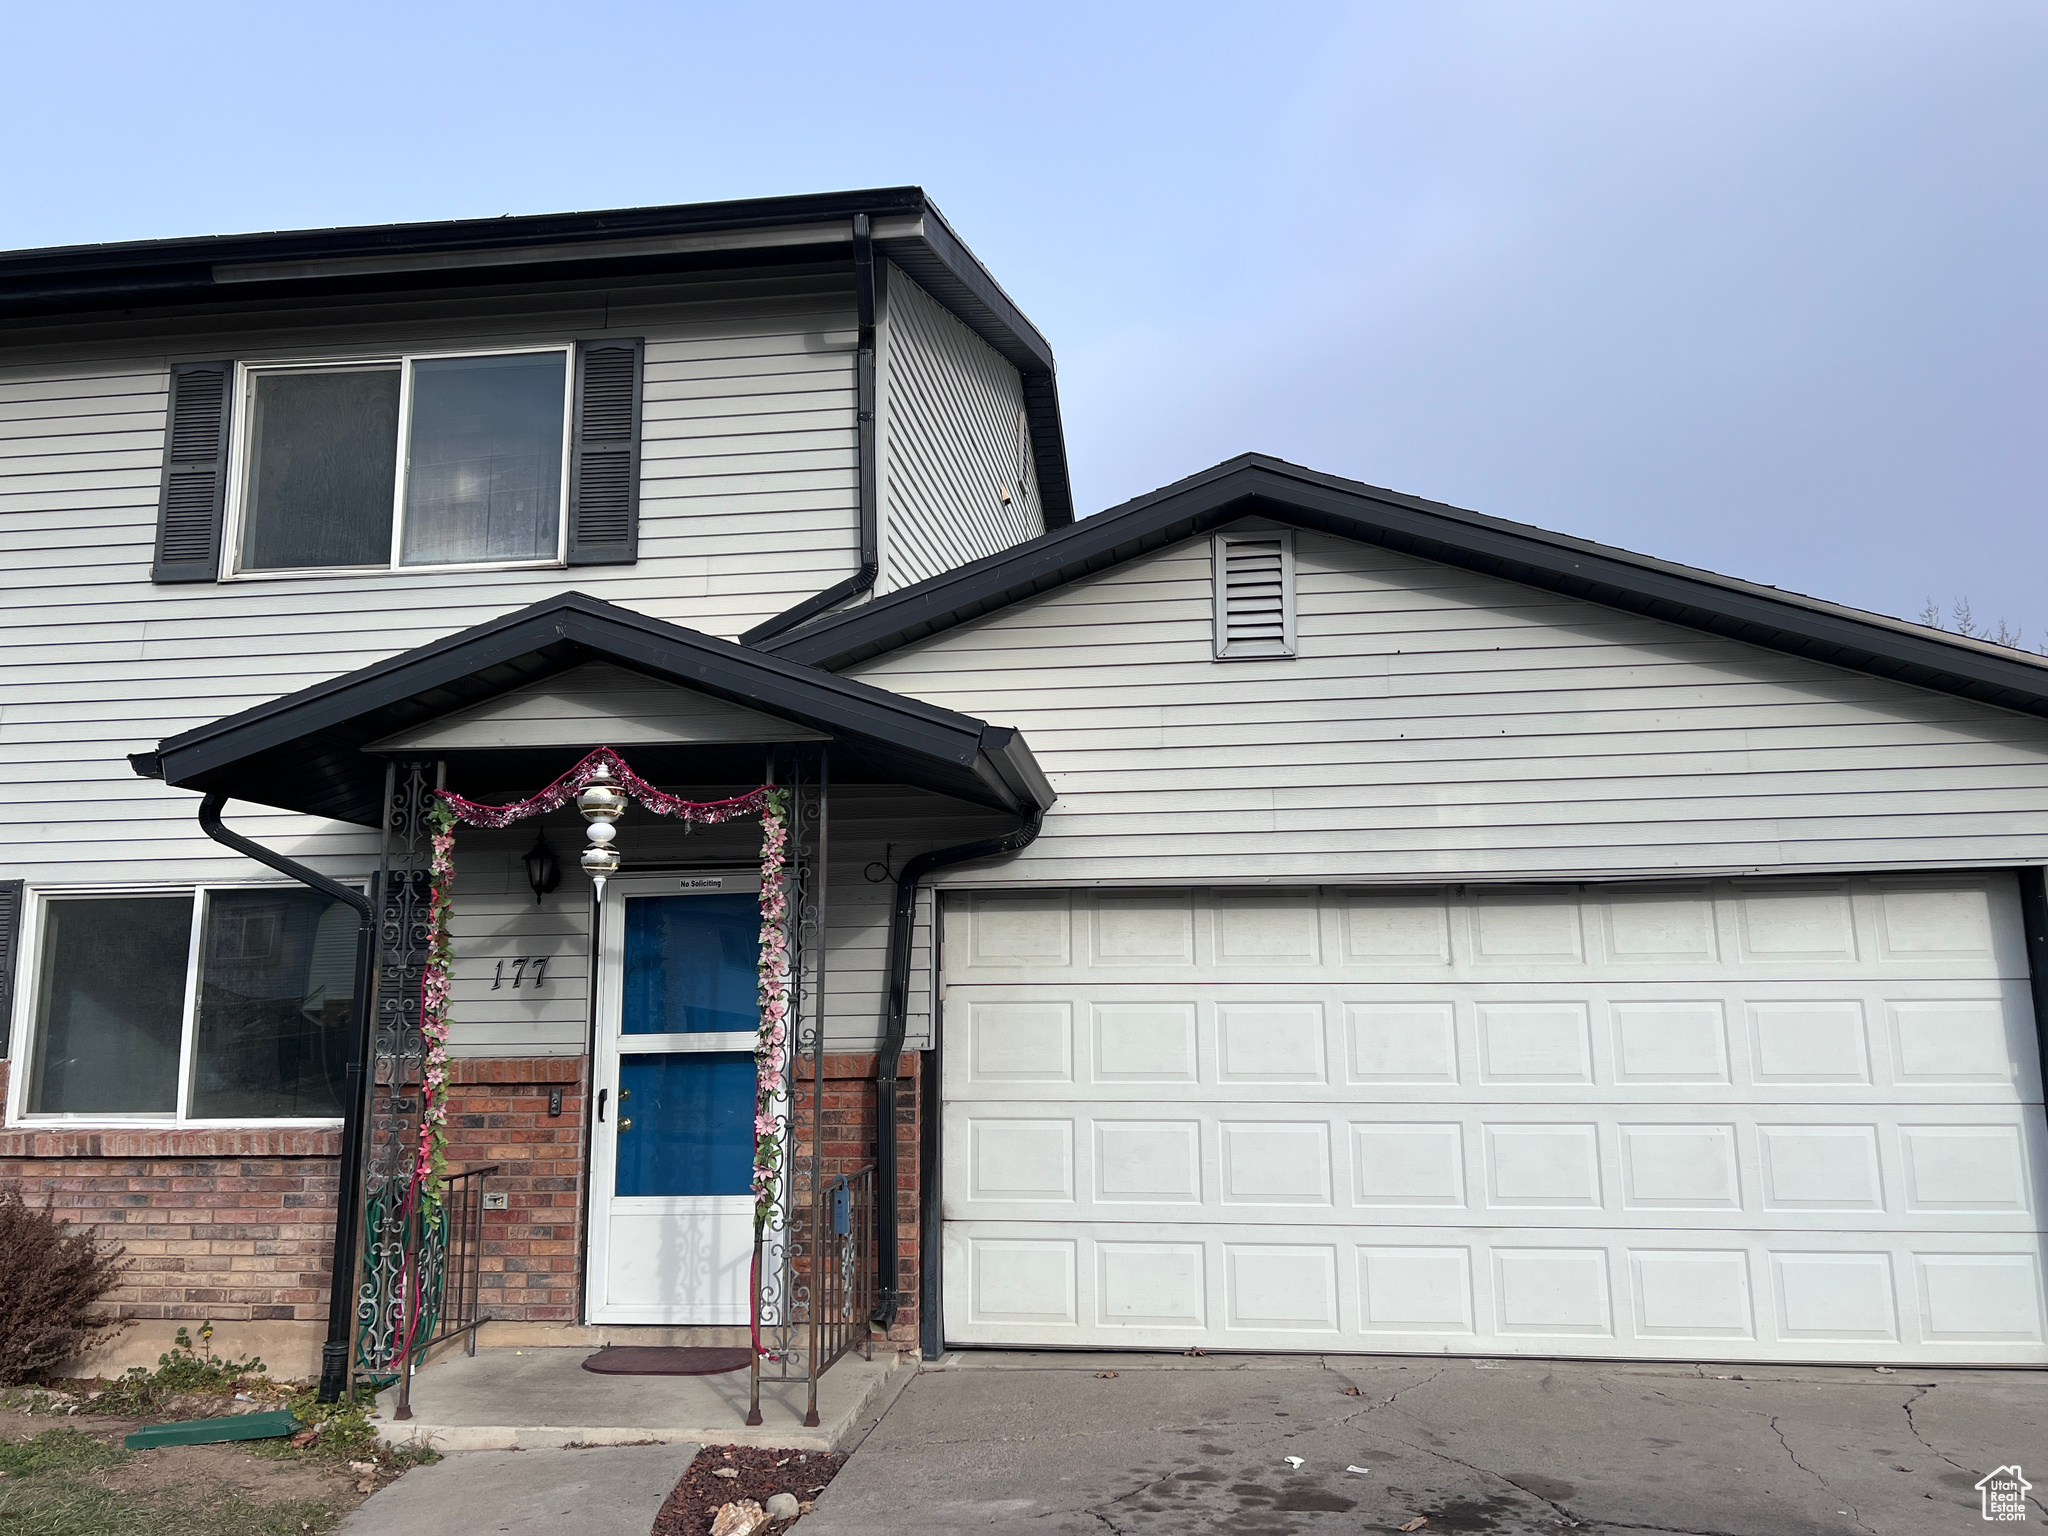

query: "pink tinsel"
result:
(436, 745), (768, 829)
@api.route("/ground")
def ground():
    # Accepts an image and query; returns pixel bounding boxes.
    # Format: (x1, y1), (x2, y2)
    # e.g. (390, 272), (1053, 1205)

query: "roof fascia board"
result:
(764, 455), (2048, 719)
(212, 221), (851, 285)
(153, 599), (991, 787)
(0, 189), (925, 284)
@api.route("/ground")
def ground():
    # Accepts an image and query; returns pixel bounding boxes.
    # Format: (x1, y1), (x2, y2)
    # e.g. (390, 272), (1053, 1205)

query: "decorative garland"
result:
(419, 747), (790, 1231)
(752, 787), (791, 1230)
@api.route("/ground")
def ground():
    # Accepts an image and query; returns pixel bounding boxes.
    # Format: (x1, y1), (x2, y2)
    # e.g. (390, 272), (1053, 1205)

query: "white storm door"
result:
(586, 871), (761, 1325)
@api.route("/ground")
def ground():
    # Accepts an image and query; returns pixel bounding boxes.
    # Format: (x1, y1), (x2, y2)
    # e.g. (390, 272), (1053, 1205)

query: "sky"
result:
(5, 1), (2043, 636)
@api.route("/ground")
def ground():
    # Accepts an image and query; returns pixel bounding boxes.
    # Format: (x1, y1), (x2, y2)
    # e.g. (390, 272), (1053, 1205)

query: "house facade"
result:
(2, 190), (2044, 1389)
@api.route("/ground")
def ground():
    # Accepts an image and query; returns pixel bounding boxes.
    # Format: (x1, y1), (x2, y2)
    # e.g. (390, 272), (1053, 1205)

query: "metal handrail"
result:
(392, 1164), (498, 1420)
(815, 1165), (878, 1378)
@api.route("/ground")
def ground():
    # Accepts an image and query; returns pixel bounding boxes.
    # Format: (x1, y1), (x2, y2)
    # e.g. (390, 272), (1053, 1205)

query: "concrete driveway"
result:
(801, 1352), (2045, 1535)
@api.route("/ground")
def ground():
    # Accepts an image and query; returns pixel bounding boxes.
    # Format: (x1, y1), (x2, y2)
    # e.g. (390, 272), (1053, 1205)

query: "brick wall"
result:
(0, 1051), (924, 1343)
(795, 1050), (922, 1345)
(0, 1112), (340, 1326)
(441, 1058), (587, 1323)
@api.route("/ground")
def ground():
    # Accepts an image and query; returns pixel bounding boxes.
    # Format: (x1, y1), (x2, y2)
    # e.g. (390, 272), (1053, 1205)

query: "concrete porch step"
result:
(373, 1345), (911, 1453)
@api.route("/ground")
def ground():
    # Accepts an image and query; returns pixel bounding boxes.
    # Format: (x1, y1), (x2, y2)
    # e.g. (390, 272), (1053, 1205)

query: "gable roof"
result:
(762, 452), (2048, 722)
(0, 186), (1072, 525)
(133, 593), (1053, 826)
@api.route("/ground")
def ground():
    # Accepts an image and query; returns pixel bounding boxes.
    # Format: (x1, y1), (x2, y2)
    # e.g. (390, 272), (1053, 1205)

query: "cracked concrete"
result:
(797, 1352), (2045, 1535)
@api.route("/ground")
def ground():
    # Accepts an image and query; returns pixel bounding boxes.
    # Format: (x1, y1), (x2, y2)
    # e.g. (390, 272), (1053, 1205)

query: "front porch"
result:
(372, 1342), (914, 1452)
(131, 592), (1052, 1416)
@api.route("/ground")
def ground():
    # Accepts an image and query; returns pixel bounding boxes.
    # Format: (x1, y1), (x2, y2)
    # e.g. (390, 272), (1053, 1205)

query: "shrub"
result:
(0, 1189), (128, 1387)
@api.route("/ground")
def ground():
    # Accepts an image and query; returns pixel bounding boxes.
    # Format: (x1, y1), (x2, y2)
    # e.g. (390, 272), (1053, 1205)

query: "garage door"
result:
(939, 877), (2048, 1363)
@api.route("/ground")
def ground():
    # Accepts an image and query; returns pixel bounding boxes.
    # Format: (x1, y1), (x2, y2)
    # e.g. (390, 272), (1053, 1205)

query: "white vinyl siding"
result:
(0, 272), (860, 889)
(849, 525), (2048, 886)
(940, 879), (2048, 1363)
(878, 267), (1041, 591)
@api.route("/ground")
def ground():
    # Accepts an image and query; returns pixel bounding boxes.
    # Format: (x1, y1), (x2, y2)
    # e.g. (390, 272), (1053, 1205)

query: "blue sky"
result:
(7, 2), (2043, 634)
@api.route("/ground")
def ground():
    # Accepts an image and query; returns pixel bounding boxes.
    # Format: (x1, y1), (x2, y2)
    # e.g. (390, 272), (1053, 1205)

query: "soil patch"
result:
(651, 1443), (848, 1535)
(0, 1403), (385, 1532)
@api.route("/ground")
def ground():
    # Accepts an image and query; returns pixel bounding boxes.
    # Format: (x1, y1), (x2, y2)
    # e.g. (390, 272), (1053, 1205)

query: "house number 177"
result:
(492, 957), (550, 989)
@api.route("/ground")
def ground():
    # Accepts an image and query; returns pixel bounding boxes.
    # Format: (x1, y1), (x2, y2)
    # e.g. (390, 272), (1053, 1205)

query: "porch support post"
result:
(805, 747), (828, 1429)
(197, 792), (377, 1404)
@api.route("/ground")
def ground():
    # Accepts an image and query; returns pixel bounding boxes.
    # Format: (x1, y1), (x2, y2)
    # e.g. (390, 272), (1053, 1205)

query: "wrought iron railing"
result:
(813, 1165), (878, 1378)
(389, 1164), (498, 1421)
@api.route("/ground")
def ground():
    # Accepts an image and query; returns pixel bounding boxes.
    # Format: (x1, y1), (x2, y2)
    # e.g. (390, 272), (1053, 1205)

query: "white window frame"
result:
(220, 344), (575, 581)
(4, 882), (355, 1129)
(1212, 527), (1299, 660)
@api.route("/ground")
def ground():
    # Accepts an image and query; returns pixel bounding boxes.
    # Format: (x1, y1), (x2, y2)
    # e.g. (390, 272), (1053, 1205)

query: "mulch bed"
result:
(650, 1444), (848, 1535)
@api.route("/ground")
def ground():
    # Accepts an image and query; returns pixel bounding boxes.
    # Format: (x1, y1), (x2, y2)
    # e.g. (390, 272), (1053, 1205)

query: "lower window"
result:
(20, 887), (357, 1122)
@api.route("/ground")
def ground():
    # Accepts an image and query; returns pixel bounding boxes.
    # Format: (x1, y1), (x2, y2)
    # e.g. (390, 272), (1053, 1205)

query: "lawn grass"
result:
(0, 1425), (346, 1536)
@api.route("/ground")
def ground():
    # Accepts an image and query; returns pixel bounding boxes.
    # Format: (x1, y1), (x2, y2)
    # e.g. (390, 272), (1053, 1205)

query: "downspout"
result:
(740, 212), (880, 646)
(198, 792), (376, 1405)
(871, 805), (1045, 1329)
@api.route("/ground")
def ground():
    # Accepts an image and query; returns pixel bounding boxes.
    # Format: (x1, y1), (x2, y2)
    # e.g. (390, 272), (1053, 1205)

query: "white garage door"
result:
(939, 876), (2048, 1363)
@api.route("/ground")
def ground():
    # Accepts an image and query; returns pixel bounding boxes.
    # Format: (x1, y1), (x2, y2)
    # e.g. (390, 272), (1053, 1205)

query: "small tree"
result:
(1920, 596), (2046, 656)
(0, 1189), (129, 1386)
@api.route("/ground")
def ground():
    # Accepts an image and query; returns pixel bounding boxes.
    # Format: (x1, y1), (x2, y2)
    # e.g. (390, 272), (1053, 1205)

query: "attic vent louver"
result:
(1213, 530), (1296, 659)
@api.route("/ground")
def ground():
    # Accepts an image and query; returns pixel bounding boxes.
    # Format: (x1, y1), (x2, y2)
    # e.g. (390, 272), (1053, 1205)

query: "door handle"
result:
(618, 1118), (633, 1132)
(597, 1087), (608, 1123)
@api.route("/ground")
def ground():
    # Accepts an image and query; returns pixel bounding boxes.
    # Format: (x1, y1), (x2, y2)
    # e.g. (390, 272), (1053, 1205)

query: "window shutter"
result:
(152, 362), (234, 582)
(568, 338), (643, 566)
(0, 879), (21, 1058)
(1213, 531), (1297, 659)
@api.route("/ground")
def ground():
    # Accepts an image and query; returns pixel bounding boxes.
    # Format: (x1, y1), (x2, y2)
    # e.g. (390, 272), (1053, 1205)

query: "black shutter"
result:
(568, 338), (643, 566)
(152, 361), (233, 582)
(0, 880), (21, 1059)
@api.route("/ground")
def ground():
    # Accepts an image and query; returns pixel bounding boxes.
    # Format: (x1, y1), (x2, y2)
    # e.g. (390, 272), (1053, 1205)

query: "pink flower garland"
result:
(414, 748), (792, 1217)
(752, 787), (792, 1228)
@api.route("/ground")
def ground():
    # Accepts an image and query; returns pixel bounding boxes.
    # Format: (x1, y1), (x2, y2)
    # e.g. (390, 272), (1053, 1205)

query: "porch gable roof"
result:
(132, 592), (1053, 826)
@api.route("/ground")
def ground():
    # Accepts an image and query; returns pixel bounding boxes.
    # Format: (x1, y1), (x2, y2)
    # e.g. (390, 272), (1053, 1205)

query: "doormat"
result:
(580, 1346), (753, 1376)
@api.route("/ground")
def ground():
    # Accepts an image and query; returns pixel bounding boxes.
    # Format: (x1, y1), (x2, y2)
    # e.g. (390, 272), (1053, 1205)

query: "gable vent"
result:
(1213, 530), (1296, 659)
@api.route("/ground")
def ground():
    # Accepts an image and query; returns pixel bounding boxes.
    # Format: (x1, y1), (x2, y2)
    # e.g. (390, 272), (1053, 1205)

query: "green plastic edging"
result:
(124, 1409), (301, 1449)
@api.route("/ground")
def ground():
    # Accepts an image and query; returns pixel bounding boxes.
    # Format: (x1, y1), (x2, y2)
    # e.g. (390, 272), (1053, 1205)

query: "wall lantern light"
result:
(522, 829), (561, 905)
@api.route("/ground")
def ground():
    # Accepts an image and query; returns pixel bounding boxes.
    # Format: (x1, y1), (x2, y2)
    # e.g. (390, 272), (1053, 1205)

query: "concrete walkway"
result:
(338, 1442), (694, 1536)
(800, 1351), (2048, 1535)
(373, 1344), (911, 1452)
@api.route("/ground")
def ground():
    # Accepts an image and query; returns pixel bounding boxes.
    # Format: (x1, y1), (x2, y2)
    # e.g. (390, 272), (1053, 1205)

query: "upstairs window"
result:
(231, 347), (571, 574)
(1212, 529), (1297, 659)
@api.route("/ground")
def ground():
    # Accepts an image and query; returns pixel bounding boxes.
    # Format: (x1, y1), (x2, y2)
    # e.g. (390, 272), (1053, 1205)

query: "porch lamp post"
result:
(522, 829), (561, 904)
(578, 761), (625, 894)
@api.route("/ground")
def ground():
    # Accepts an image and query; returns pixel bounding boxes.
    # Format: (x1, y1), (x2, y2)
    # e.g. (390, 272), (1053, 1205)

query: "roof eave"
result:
(143, 594), (1062, 824)
(761, 453), (2048, 721)
(0, 187), (1075, 528)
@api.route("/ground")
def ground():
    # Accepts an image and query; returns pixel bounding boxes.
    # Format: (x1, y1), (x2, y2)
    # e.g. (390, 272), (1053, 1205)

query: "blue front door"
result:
(589, 874), (763, 1323)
